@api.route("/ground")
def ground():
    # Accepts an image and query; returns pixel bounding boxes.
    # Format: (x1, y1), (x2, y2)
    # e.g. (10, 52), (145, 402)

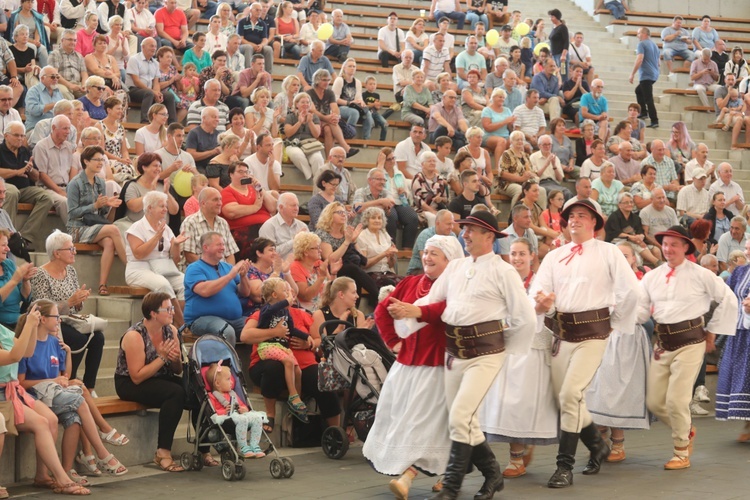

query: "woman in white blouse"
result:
(356, 207), (400, 287)
(125, 191), (187, 326)
(134, 103), (168, 156)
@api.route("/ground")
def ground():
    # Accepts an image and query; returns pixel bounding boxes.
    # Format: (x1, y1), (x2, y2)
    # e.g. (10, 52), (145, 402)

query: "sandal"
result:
(33, 477), (56, 489)
(75, 451), (102, 477)
(53, 482), (91, 496)
(203, 454), (219, 467)
(98, 284), (110, 296)
(153, 453), (184, 472)
(99, 428), (130, 446)
(262, 416), (275, 433)
(68, 470), (89, 486)
(287, 395), (309, 423)
(97, 453), (128, 476)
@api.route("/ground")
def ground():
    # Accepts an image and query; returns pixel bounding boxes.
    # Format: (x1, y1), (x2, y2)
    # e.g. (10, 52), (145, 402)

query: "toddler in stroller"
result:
(257, 278), (311, 422)
(206, 362), (267, 458)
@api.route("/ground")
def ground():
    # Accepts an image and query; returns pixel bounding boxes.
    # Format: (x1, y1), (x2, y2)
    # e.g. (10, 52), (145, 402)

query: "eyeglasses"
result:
(59, 246), (77, 254)
(158, 306), (175, 313)
(44, 315), (62, 321)
(333, 210), (346, 215)
(90, 157), (106, 163)
(156, 112), (169, 117)
(371, 177), (386, 182)
(0, 98), (13, 102)
(6, 133), (24, 138)
(46, 75), (60, 80)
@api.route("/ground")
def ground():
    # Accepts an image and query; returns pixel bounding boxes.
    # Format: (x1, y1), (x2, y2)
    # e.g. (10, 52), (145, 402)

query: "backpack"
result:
(350, 343), (388, 404)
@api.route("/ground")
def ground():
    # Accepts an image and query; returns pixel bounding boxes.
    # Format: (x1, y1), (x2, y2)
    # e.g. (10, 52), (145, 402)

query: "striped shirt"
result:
(421, 45), (450, 82)
(512, 103), (546, 136)
(186, 98), (230, 132)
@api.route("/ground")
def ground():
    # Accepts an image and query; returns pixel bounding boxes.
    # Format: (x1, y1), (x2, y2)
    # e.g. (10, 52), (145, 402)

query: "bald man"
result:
(642, 140), (680, 201)
(428, 90), (469, 149)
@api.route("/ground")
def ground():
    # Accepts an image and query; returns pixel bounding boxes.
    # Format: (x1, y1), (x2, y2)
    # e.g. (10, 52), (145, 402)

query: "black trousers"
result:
(115, 374), (186, 451)
(249, 362), (341, 419)
(378, 51), (399, 68)
(61, 322), (104, 389)
(635, 79), (658, 122)
(338, 263), (380, 307)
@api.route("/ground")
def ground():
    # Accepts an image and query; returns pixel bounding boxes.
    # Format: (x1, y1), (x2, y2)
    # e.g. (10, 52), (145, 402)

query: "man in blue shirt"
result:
(579, 79), (609, 140)
(237, 2), (273, 73)
(184, 231), (252, 347)
(531, 58), (563, 121)
(630, 27), (660, 128)
(24, 66), (64, 131)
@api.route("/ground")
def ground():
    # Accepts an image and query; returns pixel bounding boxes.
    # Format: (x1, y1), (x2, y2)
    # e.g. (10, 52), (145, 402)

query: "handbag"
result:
(317, 357), (350, 392)
(82, 212), (112, 226)
(347, 102), (367, 122)
(299, 137), (325, 155)
(338, 116), (357, 139)
(148, 257), (182, 278)
(0, 400), (17, 436)
(61, 314), (108, 354)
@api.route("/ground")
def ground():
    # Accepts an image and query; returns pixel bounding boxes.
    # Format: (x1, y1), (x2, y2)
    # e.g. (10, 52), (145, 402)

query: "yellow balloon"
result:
(318, 22), (334, 41)
(514, 22), (530, 36)
(485, 29), (500, 47)
(173, 170), (194, 198)
(534, 42), (550, 57)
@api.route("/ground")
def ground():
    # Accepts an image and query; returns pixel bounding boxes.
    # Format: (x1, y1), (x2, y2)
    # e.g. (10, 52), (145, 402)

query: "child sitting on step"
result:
(206, 361), (267, 458)
(257, 278), (310, 423)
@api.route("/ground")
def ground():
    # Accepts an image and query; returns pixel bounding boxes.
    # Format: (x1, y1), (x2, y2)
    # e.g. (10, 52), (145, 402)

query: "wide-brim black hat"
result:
(457, 212), (506, 239)
(560, 199), (605, 232)
(655, 225), (697, 255)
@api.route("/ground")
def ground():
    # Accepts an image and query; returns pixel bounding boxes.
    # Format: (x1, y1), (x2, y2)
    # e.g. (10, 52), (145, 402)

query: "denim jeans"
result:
(199, 1), (218, 19)
(190, 315), (248, 347)
(434, 10), (466, 30)
(466, 12), (489, 31)
(371, 111), (389, 141)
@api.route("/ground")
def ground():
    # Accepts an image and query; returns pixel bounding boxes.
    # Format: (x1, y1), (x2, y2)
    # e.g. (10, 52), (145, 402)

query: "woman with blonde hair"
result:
(245, 86), (283, 164)
(284, 92), (325, 180)
(273, 74), (301, 121)
(207, 132), (243, 189)
(135, 103), (168, 156)
(289, 232), (329, 312)
(333, 58), (375, 140)
(405, 18), (429, 65)
(315, 202), (379, 305)
(309, 276), (371, 338)
(401, 69), (433, 127)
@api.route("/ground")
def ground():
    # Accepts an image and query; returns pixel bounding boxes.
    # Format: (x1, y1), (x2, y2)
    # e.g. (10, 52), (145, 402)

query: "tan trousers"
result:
(540, 98), (562, 121)
(551, 338), (608, 433)
(646, 342), (704, 451)
(444, 352), (506, 445)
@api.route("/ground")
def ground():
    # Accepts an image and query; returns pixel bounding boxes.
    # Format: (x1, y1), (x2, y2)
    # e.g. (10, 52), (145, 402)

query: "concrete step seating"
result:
(595, 9), (750, 24)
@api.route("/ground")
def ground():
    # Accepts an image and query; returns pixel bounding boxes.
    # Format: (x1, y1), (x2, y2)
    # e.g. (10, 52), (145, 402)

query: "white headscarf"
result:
(424, 235), (464, 262)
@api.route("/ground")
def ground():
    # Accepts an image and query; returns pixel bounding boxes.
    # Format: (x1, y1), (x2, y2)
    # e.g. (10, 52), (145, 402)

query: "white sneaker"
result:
(694, 385), (710, 403)
(690, 401), (709, 416)
(90, 390), (99, 398)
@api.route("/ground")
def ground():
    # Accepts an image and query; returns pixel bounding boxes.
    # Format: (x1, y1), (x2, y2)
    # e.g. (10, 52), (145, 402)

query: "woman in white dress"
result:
(364, 235), (464, 499)
(585, 243), (651, 462)
(480, 237), (558, 478)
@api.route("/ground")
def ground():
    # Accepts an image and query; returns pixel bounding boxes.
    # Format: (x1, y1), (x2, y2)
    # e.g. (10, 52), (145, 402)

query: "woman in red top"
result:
(220, 162), (277, 261)
(273, 1), (301, 60)
(363, 235), (464, 500)
(242, 286), (340, 435)
(541, 189), (565, 249)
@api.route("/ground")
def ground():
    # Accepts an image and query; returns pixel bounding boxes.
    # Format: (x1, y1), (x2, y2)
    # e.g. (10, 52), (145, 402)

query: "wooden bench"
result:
(595, 9), (750, 24)
(663, 88), (714, 97)
(611, 19), (750, 35)
(94, 395), (148, 416)
(107, 285), (151, 297)
(684, 105), (715, 112)
(74, 243), (104, 253)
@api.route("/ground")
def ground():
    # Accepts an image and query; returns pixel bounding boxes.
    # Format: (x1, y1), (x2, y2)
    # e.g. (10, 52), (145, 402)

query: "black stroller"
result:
(317, 320), (396, 459)
(180, 334), (294, 480)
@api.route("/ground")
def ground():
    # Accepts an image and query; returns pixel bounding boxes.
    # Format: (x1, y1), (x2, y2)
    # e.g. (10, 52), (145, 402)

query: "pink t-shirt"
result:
(183, 196), (200, 217)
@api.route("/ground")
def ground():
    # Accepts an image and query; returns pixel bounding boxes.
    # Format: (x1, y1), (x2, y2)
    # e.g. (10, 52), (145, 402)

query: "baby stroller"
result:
(318, 320), (396, 459)
(180, 334), (295, 480)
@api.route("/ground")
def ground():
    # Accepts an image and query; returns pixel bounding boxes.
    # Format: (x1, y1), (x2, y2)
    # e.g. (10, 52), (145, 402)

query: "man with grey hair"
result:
(676, 167), (710, 225)
(716, 216), (747, 272)
(639, 187), (679, 247)
(0, 85), (22, 142)
(24, 66), (64, 131)
(32, 115), (76, 225)
(186, 106), (221, 174)
(392, 49), (416, 103)
(186, 79), (230, 131)
(708, 162), (744, 216)
(28, 100), (77, 149)
(0, 122), (54, 250)
(683, 143), (715, 184)
(700, 253), (719, 275)
(499, 204), (540, 262)
(314, 147), (357, 204)
(48, 29), (88, 99)
(690, 48), (720, 107)
(126, 36), (177, 123)
(225, 34), (247, 74)
(237, 2), (273, 71)
(353, 168), (419, 248)
(579, 78), (609, 140)
(642, 139), (680, 202)
(259, 192), (309, 259)
(407, 209), (456, 274)
(324, 8), (352, 62)
(610, 141), (641, 186)
(297, 40), (335, 90)
(428, 90), (468, 148)
(180, 187), (238, 267)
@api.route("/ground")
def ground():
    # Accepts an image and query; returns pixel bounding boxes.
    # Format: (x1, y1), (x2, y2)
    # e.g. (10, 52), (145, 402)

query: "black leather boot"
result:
(431, 441), (474, 499)
(547, 431), (578, 488)
(471, 441), (504, 500)
(580, 423), (611, 475)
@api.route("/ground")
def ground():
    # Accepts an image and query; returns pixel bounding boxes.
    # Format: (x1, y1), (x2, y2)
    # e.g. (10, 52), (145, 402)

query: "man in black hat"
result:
(638, 225), (737, 470)
(389, 210), (536, 500)
(530, 199), (640, 488)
